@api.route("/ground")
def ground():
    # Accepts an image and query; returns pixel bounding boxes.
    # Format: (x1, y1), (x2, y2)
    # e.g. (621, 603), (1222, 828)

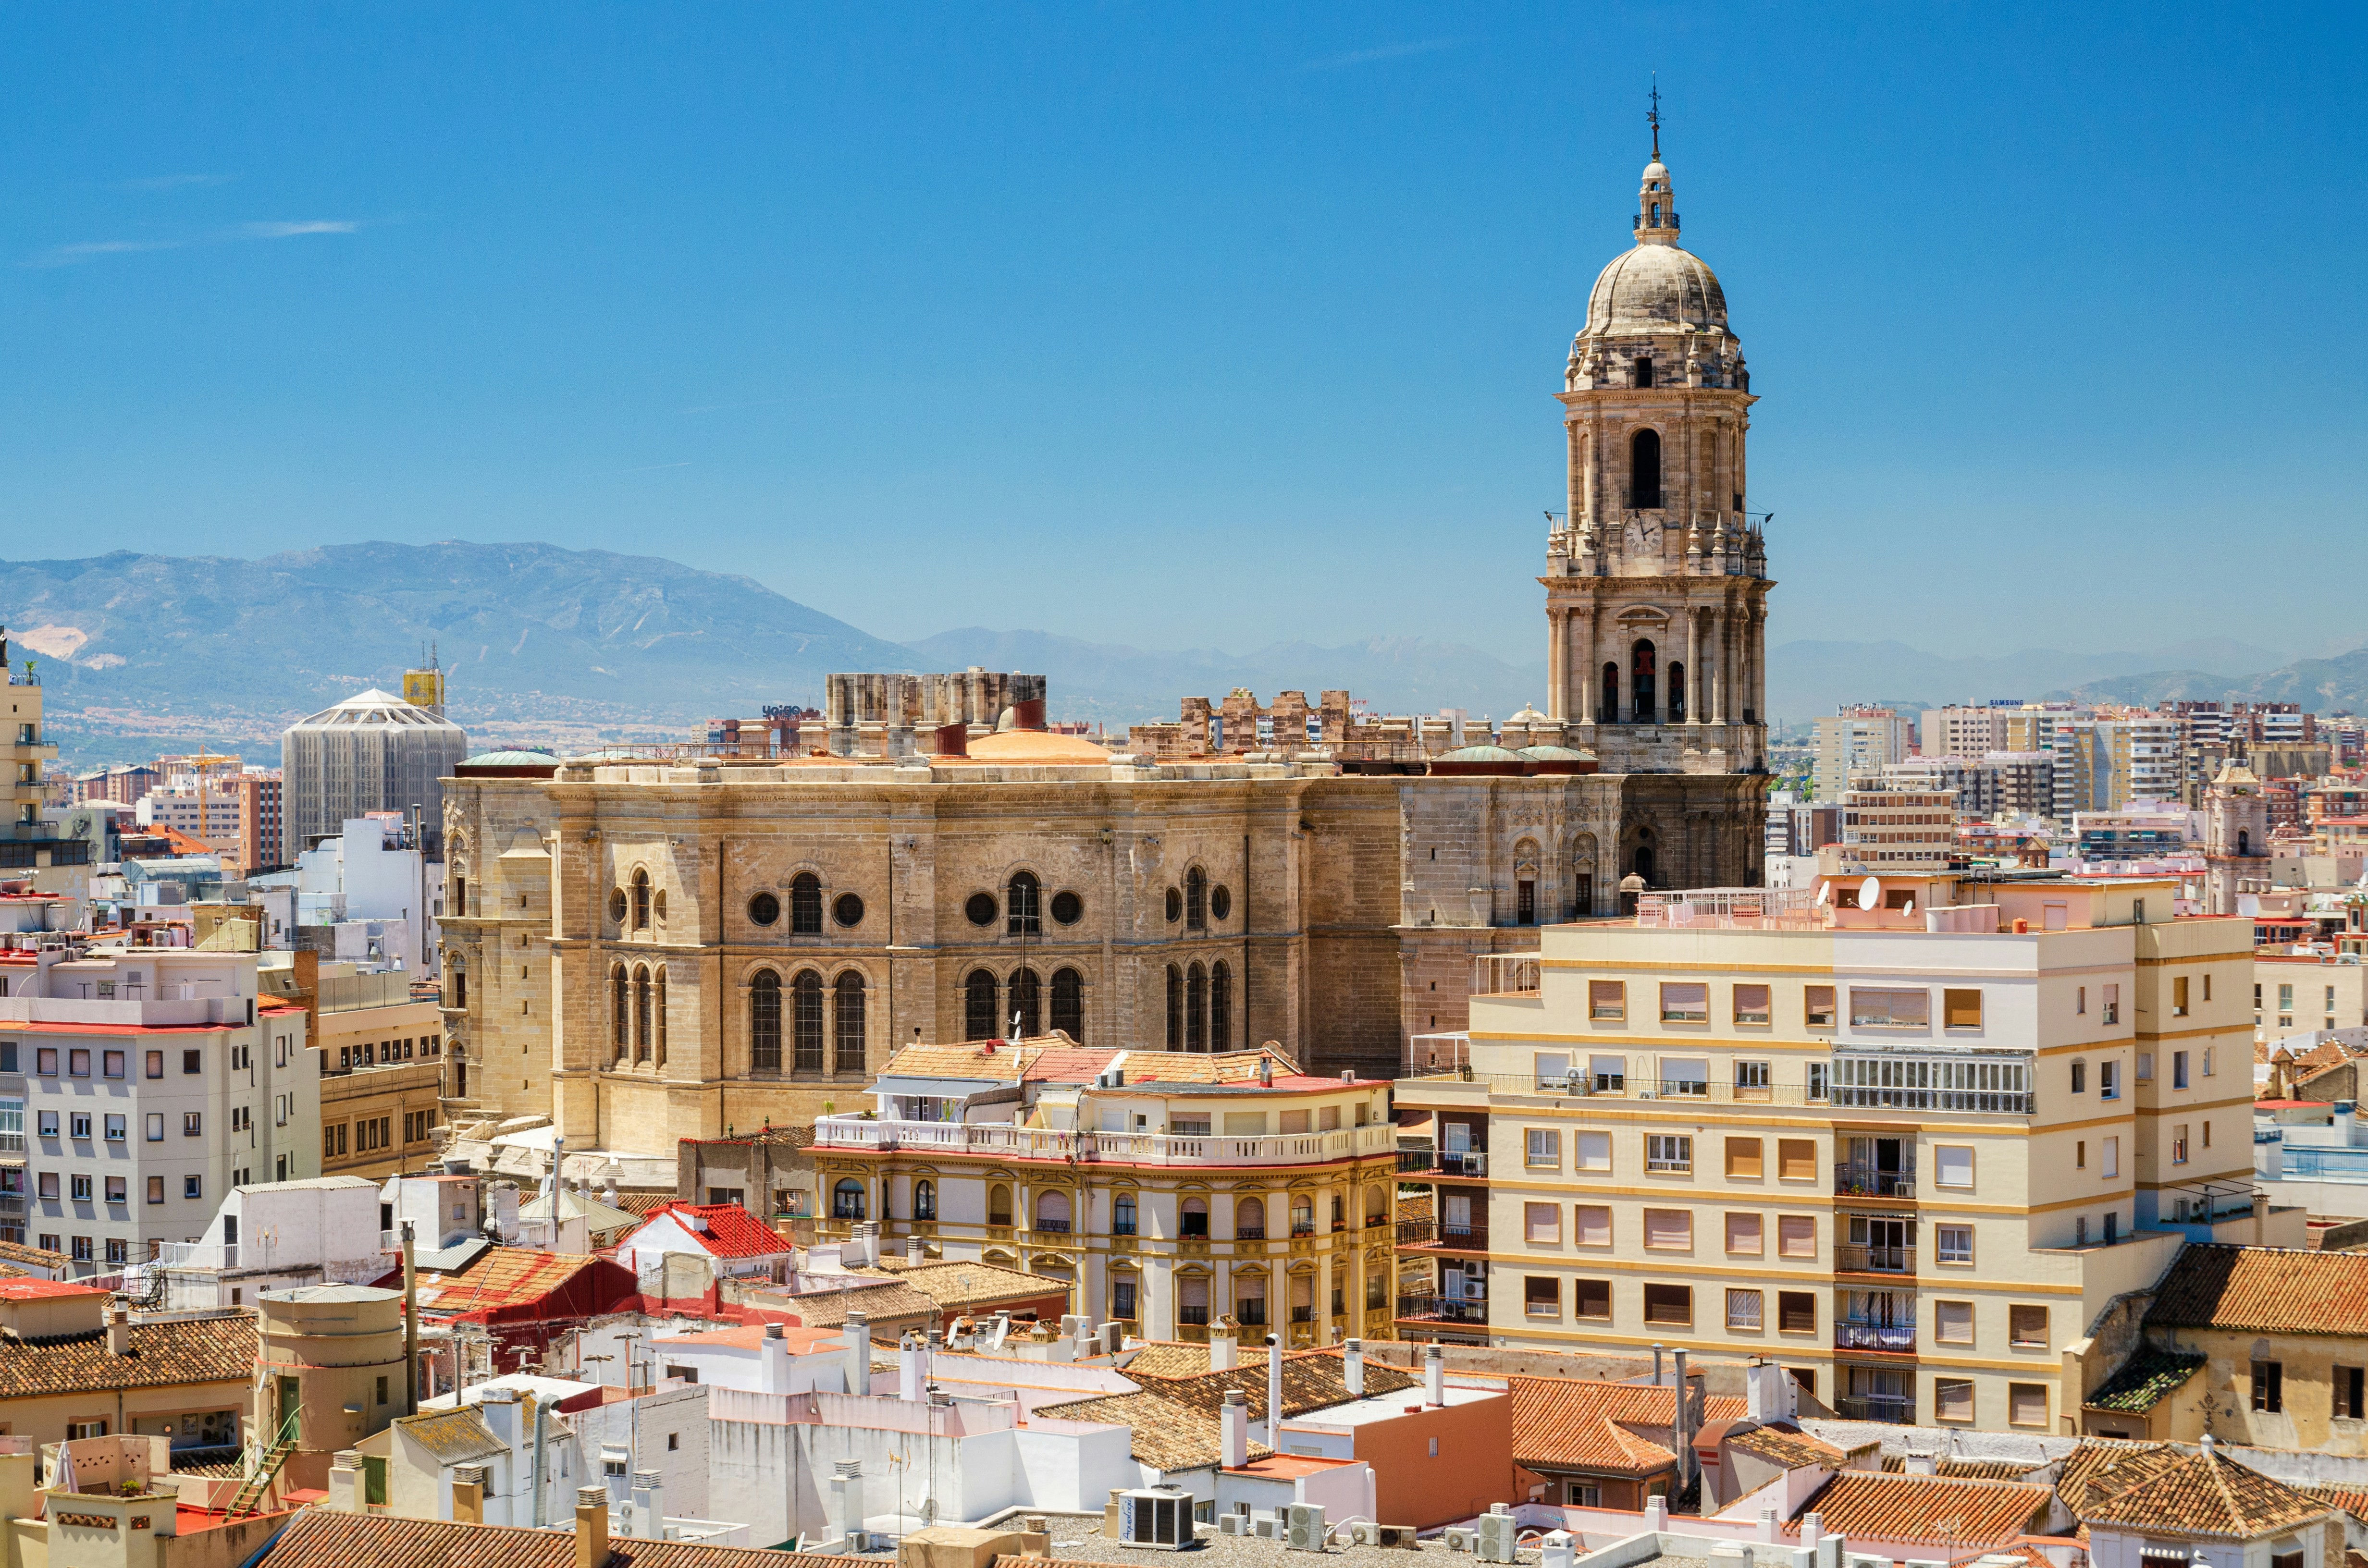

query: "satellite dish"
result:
(1858, 877), (1881, 911)
(1814, 882), (1832, 906)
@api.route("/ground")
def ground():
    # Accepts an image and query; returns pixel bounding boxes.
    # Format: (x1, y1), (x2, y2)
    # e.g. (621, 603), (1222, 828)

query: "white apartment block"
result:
(1813, 711), (1912, 802)
(1395, 873), (2264, 1436)
(1921, 707), (2013, 759)
(1825, 788), (1958, 874)
(5, 944), (317, 1273)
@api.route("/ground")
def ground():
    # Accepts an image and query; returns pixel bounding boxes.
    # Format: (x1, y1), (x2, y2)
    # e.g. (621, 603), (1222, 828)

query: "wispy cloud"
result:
(238, 220), (359, 239)
(111, 172), (238, 192)
(1299, 37), (1469, 72)
(25, 218), (364, 269)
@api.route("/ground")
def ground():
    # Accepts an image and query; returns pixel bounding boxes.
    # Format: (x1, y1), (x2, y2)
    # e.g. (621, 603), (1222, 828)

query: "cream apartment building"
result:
(810, 1041), (1401, 1347)
(1396, 873), (2263, 1435)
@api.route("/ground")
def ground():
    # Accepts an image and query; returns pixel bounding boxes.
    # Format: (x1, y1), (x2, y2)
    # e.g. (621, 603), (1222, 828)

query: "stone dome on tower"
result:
(1578, 151), (1729, 340)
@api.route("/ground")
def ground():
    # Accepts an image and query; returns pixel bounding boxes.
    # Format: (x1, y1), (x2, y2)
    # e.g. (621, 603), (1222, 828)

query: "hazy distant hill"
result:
(1765, 637), (2290, 721)
(2055, 647), (2368, 713)
(2, 542), (918, 755)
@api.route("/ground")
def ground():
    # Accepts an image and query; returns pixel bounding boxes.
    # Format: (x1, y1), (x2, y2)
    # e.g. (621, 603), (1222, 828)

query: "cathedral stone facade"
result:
(436, 143), (1775, 1160)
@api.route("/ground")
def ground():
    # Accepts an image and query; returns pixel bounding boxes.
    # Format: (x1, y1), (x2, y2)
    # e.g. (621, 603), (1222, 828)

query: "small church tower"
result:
(2201, 760), (2271, 916)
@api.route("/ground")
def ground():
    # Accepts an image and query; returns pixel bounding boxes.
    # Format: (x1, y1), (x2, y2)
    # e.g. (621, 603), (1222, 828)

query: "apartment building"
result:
(300, 964), (446, 1179)
(2052, 718), (2182, 819)
(1395, 873), (2260, 1436)
(2073, 802), (2195, 864)
(2002, 705), (2086, 758)
(2254, 953), (2368, 1037)
(1883, 753), (2054, 819)
(1824, 787), (1957, 874)
(1921, 706), (2015, 759)
(1813, 710), (1912, 802)
(809, 1041), (1400, 1348)
(8, 943), (318, 1271)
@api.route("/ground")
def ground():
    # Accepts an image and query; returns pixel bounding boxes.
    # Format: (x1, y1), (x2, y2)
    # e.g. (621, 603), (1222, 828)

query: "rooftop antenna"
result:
(1647, 76), (1663, 161)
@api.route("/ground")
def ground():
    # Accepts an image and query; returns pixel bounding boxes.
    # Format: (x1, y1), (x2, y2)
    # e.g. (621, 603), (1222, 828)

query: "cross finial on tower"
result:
(1647, 77), (1662, 161)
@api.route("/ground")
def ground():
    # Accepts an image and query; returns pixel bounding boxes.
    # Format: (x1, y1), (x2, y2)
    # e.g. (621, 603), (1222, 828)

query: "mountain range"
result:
(3, 541), (2356, 767)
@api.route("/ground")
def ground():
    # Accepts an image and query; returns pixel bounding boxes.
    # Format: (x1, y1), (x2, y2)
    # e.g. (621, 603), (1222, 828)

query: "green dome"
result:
(1435, 745), (1523, 763)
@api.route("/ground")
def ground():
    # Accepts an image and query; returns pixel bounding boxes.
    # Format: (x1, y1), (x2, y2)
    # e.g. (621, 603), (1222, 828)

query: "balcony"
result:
(1835, 1244), (1916, 1275)
(1409, 1070), (1823, 1107)
(811, 1116), (1398, 1167)
(1396, 1218), (1488, 1252)
(1396, 1293), (1489, 1325)
(1834, 1162), (1917, 1199)
(1235, 1226), (1266, 1240)
(1835, 1394), (1918, 1424)
(1399, 1145), (1489, 1177)
(1031, 1218), (1071, 1235)
(1835, 1320), (1918, 1353)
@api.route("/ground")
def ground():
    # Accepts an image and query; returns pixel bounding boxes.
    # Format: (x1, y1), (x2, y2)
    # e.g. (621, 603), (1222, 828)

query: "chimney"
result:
(831, 1459), (865, 1549)
(906, 1237), (925, 1266)
(452, 1466), (487, 1524)
(1209, 1325), (1237, 1372)
(2201, 1432), (2217, 1458)
(1644, 1494), (1668, 1532)
(1799, 1513), (1823, 1551)
(842, 1310), (870, 1394)
(1653, 1343), (1665, 1385)
(934, 723), (969, 758)
(1541, 1532), (1576, 1568)
(1266, 1334), (1283, 1442)
(402, 1221), (420, 1416)
(1221, 1388), (1249, 1469)
(900, 1331), (926, 1403)
(1673, 1350), (1693, 1484)
(1423, 1343), (1445, 1407)
(1257, 1055), (1272, 1086)
(761, 1321), (790, 1396)
(1904, 1453), (1936, 1476)
(327, 1451), (361, 1512)
(575, 1484), (611, 1568)
(107, 1306), (131, 1356)
(1344, 1337), (1365, 1397)
(630, 1470), (664, 1539)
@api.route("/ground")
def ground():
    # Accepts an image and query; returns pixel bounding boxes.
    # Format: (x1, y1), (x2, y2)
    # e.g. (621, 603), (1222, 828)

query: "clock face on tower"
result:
(1624, 517), (1660, 555)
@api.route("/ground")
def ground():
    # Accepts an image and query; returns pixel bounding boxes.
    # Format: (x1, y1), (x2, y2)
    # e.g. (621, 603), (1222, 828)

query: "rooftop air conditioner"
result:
(1117, 1489), (1193, 1550)
(1350, 1522), (1381, 1547)
(1218, 1514), (1248, 1537)
(1253, 1514), (1281, 1539)
(1379, 1526), (1422, 1550)
(1445, 1528), (1477, 1553)
(1286, 1504), (1326, 1552)
(1477, 1511), (1518, 1564)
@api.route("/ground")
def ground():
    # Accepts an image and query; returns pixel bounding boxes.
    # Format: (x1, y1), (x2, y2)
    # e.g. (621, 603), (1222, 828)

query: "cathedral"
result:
(437, 140), (1776, 1158)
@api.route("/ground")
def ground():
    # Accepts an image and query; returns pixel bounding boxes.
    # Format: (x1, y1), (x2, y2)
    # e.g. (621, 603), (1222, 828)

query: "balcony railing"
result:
(1407, 1070), (1824, 1107)
(811, 1116), (1398, 1166)
(1834, 1162), (1917, 1199)
(1237, 1226), (1266, 1240)
(1396, 1219), (1488, 1252)
(1835, 1244), (1916, 1275)
(1835, 1393), (1918, 1424)
(1032, 1217), (1071, 1235)
(1835, 1320), (1919, 1353)
(1397, 1293), (1489, 1325)
(1471, 955), (1541, 998)
(1634, 887), (1820, 930)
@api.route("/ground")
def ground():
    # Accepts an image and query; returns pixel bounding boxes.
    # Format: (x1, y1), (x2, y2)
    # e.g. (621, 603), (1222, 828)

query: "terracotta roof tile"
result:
(1726, 1422), (1848, 1470)
(2146, 1245), (2368, 1336)
(635, 1203), (791, 1261)
(853, 1260), (1070, 1311)
(393, 1406), (511, 1463)
(259, 1509), (875, 1568)
(1799, 1472), (2050, 1548)
(2075, 1444), (2331, 1538)
(1041, 1347), (1417, 1470)
(2084, 1350), (2206, 1413)
(1112, 1047), (1305, 1086)
(377, 1245), (629, 1321)
(0, 1313), (253, 1400)
(2304, 1485), (2368, 1521)
(2058, 1440), (2172, 1513)
(755, 1280), (940, 1330)
(879, 1042), (1041, 1080)
(1937, 1458), (2046, 1482)
(0, 1239), (68, 1272)
(1120, 1342), (1282, 1379)
(1509, 1376), (1747, 1478)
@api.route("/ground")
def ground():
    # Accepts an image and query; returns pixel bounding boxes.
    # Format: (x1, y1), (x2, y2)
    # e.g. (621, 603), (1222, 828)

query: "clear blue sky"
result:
(3, 4), (2361, 666)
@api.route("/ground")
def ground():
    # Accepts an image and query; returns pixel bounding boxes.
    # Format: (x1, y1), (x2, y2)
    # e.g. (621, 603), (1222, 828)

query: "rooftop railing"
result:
(1471, 955), (1540, 998)
(1635, 887), (1821, 930)
(810, 1116), (1396, 1167)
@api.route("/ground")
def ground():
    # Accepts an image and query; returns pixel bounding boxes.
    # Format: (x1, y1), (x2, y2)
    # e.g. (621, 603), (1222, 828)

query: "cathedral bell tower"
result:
(1542, 129), (1771, 775)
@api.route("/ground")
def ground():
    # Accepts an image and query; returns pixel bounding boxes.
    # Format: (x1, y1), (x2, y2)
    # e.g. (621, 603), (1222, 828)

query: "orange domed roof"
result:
(949, 728), (1113, 765)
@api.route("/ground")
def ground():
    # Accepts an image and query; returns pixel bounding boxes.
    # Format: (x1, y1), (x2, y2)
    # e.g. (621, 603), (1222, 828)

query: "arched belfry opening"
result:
(1630, 429), (1662, 509)
(1630, 639), (1657, 723)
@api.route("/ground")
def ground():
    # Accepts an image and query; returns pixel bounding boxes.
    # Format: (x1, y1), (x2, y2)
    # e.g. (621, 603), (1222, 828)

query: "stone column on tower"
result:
(1684, 607), (1702, 726)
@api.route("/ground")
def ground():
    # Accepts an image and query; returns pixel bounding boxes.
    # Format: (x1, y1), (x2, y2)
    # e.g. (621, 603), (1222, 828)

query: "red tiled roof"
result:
(635, 1203), (791, 1261)
(2075, 1444), (2331, 1538)
(2147, 1245), (2368, 1335)
(255, 1509), (873, 1568)
(1800, 1471), (2050, 1548)
(0, 1279), (107, 1300)
(377, 1246), (626, 1321)
(1509, 1376), (1747, 1478)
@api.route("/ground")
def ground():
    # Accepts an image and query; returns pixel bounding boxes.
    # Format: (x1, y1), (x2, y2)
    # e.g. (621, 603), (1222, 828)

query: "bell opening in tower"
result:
(1630, 640), (1656, 723)
(1629, 429), (1662, 509)
(1599, 664), (1620, 724)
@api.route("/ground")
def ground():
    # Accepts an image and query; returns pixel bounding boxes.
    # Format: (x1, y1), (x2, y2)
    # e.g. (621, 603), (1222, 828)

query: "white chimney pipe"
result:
(632, 1470), (664, 1539)
(842, 1310), (870, 1395)
(1344, 1337), (1365, 1397)
(1423, 1343), (1445, 1407)
(900, 1332), (925, 1403)
(832, 1459), (864, 1548)
(1221, 1388), (1249, 1469)
(1209, 1326), (1236, 1372)
(1266, 1334), (1283, 1442)
(1799, 1512), (1822, 1550)
(760, 1321), (790, 1395)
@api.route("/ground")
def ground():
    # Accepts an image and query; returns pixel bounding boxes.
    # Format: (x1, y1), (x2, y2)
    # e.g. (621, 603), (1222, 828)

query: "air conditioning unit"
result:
(1254, 1514), (1281, 1540)
(1118, 1488), (1193, 1550)
(1445, 1528), (1477, 1553)
(1379, 1526), (1421, 1550)
(1466, 1278), (1487, 1303)
(1477, 1511), (1518, 1564)
(1467, 1152), (1488, 1176)
(1219, 1514), (1248, 1537)
(1286, 1504), (1326, 1552)
(1350, 1522), (1381, 1547)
